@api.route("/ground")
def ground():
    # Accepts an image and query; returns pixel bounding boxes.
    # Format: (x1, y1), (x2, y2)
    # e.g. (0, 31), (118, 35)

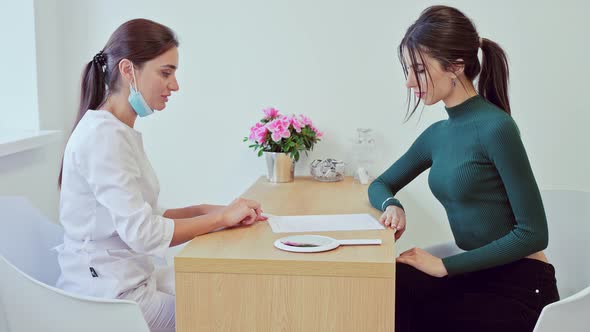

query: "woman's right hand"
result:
(218, 198), (267, 228)
(379, 205), (406, 240)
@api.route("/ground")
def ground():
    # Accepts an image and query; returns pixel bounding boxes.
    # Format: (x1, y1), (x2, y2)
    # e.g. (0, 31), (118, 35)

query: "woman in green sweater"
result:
(368, 6), (559, 331)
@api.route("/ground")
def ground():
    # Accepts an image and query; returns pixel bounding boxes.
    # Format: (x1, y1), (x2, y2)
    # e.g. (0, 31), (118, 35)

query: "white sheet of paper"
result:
(266, 213), (385, 233)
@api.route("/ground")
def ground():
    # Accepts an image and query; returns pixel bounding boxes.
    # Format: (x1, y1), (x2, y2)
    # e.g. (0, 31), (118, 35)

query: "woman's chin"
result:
(422, 98), (438, 106)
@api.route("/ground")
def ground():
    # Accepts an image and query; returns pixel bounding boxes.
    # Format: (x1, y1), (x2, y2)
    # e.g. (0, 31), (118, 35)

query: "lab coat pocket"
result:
(95, 249), (155, 298)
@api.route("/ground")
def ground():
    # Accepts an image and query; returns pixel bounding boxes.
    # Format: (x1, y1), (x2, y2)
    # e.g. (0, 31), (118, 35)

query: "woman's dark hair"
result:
(58, 19), (179, 187)
(398, 5), (510, 120)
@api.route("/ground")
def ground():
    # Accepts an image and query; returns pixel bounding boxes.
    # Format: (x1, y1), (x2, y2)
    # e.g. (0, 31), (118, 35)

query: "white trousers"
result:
(120, 266), (176, 332)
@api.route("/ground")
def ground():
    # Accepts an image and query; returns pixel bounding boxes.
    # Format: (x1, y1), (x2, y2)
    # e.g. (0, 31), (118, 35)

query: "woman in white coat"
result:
(56, 19), (267, 331)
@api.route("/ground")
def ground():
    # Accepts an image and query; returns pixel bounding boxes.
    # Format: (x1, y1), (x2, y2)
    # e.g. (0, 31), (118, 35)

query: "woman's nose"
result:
(170, 79), (179, 92)
(405, 71), (416, 89)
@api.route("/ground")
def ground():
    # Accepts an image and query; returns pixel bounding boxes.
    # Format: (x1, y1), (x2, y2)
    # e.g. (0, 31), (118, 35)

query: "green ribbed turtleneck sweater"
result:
(368, 95), (548, 276)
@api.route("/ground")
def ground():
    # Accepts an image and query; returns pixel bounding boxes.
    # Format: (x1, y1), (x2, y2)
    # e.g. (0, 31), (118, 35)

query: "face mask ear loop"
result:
(130, 63), (139, 91)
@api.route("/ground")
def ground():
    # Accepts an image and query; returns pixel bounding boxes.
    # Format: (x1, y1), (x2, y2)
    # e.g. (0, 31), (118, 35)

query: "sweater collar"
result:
(445, 95), (483, 120)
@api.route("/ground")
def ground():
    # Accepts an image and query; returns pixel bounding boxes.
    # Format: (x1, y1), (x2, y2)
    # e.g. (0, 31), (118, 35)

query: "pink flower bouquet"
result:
(244, 107), (323, 161)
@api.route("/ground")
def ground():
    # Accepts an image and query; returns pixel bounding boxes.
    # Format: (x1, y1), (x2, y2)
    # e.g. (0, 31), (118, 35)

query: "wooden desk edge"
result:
(174, 257), (395, 278)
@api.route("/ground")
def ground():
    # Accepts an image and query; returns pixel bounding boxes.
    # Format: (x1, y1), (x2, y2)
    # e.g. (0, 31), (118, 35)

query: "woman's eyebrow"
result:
(406, 63), (425, 69)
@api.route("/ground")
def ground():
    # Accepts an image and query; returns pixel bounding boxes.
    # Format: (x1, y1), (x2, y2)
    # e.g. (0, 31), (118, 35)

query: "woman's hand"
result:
(217, 198), (268, 228)
(379, 205), (406, 240)
(396, 247), (448, 278)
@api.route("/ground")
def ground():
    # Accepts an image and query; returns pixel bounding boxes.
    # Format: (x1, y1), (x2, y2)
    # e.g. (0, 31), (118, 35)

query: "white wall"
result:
(27, 0), (590, 250)
(0, 0), (62, 221)
(0, 0), (39, 130)
(0, 300), (7, 332)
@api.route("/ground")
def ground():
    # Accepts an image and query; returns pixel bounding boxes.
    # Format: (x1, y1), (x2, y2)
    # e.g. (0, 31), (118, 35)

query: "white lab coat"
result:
(56, 110), (175, 300)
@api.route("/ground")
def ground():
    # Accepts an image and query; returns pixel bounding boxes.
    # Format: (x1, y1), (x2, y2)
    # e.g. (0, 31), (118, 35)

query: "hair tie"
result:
(93, 50), (107, 67)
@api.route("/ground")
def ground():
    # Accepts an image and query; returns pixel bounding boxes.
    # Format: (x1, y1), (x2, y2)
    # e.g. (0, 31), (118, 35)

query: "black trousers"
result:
(395, 259), (559, 332)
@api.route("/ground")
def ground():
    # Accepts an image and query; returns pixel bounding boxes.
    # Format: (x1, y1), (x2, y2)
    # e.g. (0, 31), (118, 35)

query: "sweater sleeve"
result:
(442, 117), (548, 276)
(368, 124), (435, 212)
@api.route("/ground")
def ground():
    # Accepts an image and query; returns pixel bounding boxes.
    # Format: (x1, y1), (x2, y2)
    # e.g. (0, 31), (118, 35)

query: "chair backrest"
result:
(541, 190), (590, 298)
(0, 255), (150, 332)
(533, 285), (590, 332)
(0, 196), (150, 332)
(0, 196), (63, 286)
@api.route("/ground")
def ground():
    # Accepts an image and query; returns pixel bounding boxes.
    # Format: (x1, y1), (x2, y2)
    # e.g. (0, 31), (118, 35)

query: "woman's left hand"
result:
(238, 207), (268, 226)
(396, 247), (448, 278)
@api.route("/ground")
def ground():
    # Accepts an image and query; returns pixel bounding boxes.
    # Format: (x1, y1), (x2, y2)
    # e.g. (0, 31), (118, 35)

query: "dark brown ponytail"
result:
(479, 37), (510, 114)
(399, 5), (511, 118)
(58, 19), (179, 187)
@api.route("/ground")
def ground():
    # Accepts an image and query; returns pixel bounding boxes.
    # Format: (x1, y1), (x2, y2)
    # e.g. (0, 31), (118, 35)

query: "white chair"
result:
(533, 190), (590, 332)
(423, 190), (590, 332)
(0, 196), (150, 332)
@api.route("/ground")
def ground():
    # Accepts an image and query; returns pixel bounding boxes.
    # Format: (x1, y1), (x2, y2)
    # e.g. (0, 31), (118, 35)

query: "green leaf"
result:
(257, 149), (263, 157)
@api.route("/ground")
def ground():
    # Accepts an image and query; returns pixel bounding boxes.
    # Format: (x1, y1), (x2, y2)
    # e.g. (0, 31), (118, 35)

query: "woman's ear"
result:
(450, 58), (465, 77)
(118, 59), (134, 85)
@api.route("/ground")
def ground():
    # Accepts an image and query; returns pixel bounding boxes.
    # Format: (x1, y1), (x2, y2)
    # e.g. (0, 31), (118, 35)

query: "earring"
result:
(452, 78), (457, 87)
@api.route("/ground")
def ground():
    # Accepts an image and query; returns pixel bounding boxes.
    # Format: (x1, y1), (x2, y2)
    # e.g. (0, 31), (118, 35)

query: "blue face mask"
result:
(128, 64), (154, 117)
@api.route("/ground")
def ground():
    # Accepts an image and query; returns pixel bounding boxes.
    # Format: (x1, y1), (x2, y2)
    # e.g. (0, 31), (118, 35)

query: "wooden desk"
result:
(175, 176), (396, 331)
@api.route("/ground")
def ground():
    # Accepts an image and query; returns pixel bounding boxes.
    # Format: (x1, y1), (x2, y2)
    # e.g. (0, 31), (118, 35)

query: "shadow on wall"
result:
(392, 190), (454, 253)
